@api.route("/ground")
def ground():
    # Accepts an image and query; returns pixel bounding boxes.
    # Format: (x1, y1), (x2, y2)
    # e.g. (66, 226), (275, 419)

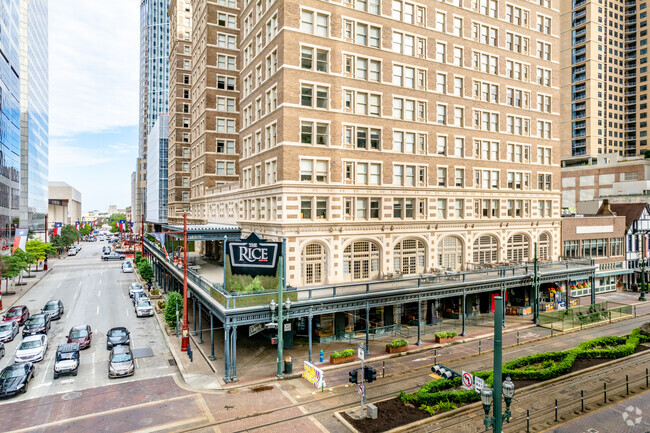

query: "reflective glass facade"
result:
(0, 0), (21, 243)
(20, 0), (48, 231)
(146, 115), (168, 224)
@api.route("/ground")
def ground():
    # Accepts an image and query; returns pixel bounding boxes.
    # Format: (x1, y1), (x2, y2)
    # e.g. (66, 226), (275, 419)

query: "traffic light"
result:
(364, 366), (377, 383)
(348, 369), (358, 384)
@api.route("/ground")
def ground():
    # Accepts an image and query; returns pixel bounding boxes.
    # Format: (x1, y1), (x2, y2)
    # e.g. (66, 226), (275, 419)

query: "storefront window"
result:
(506, 233), (530, 262)
(438, 236), (463, 270)
(393, 238), (426, 274)
(473, 235), (498, 264)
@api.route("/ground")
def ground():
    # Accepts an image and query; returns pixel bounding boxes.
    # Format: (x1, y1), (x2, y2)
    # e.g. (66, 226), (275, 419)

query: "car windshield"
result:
(137, 301), (151, 307)
(26, 317), (44, 325)
(19, 340), (42, 350)
(0, 366), (26, 379)
(108, 329), (126, 337)
(70, 330), (88, 338)
(44, 303), (58, 310)
(5, 310), (21, 317)
(0, 323), (12, 332)
(111, 353), (132, 363)
(57, 352), (77, 361)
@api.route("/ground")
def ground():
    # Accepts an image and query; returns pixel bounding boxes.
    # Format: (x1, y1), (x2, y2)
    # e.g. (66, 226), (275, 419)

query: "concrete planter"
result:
(435, 336), (455, 344)
(330, 355), (355, 365)
(386, 344), (409, 354)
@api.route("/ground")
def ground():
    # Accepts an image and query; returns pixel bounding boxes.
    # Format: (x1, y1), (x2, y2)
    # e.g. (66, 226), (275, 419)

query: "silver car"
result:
(0, 321), (19, 343)
(122, 262), (134, 273)
(15, 335), (47, 363)
(135, 299), (154, 317)
(108, 346), (134, 378)
(129, 283), (144, 297)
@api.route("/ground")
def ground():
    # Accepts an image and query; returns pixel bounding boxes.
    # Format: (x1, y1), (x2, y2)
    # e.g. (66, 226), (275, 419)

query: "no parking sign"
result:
(461, 371), (473, 390)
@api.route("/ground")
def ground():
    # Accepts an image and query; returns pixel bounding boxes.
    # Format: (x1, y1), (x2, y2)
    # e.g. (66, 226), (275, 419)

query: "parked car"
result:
(0, 362), (34, 398)
(0, 322), (19, 343)
(102, 246), (111, 254)
(41, 300), (64, 320)
(98, 236), (105, 241)
(132, 292), (148, 306)
(53, 343), (80, 379)
(67, 248), (77, 256)
(2, 306), (30, 326)
(0, 342), (4, 359)
(106, 327), (130, 349)
(135, 299), (154, 318)
(129, 283), (144, 297)
(122, 262), (133, 273)
(102, 252), (125, 261)
(14, 335), (47, 363)
(75, 244), (82, 252)
(67, 325), (92, 349)
(108, 345), (134, 378)
(22, 314), (51, 337)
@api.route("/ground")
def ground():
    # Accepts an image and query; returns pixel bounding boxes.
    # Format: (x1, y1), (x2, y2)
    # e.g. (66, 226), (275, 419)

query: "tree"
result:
(137, 260), (154, 283)
(164, 291), (183, 329)
(78, 225), (92, 236)
(25, 239), (55, 273)
(1, 251), (29, 286)
(51, 225), (80, 250)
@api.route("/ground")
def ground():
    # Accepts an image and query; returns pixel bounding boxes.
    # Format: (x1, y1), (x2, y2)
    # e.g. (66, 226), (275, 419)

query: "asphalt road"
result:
(0, 241), (175, 403)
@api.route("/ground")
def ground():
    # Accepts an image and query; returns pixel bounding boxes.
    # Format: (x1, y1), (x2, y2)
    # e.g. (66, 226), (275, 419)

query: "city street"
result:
(0, 241), (175, 403)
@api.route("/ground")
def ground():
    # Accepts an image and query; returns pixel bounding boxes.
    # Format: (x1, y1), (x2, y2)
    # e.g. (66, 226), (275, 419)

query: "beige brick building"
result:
(561, 0), (648, 161)
(186, 0), (563, 288)
(168, 0), (193, 222)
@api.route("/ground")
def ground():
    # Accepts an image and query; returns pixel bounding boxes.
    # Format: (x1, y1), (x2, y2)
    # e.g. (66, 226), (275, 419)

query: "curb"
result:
(0, 268), (52, 314)
(151, 294), (190, 381)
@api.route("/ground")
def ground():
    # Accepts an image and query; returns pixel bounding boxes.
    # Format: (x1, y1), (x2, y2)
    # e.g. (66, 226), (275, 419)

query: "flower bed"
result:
(434, 331), (457, 344)
(330, 348), (355, 365)
(386, 339), (409, 353)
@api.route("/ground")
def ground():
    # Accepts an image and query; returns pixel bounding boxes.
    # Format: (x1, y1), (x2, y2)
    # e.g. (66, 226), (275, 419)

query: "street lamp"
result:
(481, 377), (515, 431)
(269, 297), (291, 377)
(181, 212), (189, 351)
(640, 232), (647, 302)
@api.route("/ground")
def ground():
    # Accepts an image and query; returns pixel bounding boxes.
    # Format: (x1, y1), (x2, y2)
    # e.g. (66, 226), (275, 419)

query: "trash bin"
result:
(284, 356), (292, 374)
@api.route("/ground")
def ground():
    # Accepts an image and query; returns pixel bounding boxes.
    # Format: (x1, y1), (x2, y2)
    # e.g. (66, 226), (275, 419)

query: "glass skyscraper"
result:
(146, 115), (168, 224)
(0, 0), (21, 244)
(19, 0), (48, 232)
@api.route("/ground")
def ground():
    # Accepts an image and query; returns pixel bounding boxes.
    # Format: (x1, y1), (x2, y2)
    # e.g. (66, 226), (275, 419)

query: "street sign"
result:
(461, 371), (473, 389)
(284, 323), (291, 332)
(358, 383), (365, 396)
(249, 323), (264, 337)
(474, 376), (485, 394)
(358, 344), (365, 360)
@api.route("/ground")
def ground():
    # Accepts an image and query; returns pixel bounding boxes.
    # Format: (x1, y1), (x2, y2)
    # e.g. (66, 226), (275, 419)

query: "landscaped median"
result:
(340, 327), (650, 433)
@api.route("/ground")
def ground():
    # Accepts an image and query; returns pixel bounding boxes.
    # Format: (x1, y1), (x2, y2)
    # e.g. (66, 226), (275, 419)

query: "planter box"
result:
(386, 344), (409, 354)
(154, 305), (162, 314)
(330, 355), (355, 365)
(149, 294), (162, 300)
(435, 336), (455, 344)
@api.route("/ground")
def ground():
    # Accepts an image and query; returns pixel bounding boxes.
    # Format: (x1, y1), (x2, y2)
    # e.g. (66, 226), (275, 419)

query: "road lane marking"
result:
(8, 394), (197, 433)
(98, 290), (101, 297)
(61, 379), (74, 384)
(96, 306), (99, 316)
(125, 307), (130, 317)
(130, 417), (208, 433)
(196, 394), (217, 423)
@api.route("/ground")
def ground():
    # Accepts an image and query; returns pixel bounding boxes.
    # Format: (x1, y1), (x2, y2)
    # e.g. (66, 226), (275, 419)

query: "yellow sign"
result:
(302, 361), (324, 388)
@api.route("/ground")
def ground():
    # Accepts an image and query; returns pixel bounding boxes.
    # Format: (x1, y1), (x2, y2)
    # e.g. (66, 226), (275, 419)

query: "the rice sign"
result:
(227, 232), (281, 276)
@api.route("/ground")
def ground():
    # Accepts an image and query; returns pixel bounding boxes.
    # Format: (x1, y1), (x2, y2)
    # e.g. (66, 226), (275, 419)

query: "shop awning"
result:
(161, 223), (241, 241)
(596, 269), (634, 277)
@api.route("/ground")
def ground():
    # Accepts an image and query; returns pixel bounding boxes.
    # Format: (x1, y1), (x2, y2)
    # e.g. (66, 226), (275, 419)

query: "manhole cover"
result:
(168, 358), (176, 366)
(227, 389), (240, 394)
(132, 348), (154, 358)
(281, 384), (295, 391)
(139, 418), (153, 426)
(62, 391), (82, 401)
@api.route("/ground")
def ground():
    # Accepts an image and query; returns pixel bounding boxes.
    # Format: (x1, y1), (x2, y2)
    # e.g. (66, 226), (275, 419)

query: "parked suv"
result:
(53, 343), (80, 379)
(102, 252), (125, 261)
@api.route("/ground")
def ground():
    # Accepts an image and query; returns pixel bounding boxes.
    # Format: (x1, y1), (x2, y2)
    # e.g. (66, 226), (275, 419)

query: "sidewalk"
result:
(0, 260), (61, 314)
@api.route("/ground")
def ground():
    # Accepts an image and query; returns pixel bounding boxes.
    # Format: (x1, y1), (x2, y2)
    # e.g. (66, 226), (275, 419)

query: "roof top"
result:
(163, 223), (240, 232)
(604, 202), (650, 228)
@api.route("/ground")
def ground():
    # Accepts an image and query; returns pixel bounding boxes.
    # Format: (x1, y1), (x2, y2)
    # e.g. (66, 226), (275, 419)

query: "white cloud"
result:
(49, 1), (140, 137)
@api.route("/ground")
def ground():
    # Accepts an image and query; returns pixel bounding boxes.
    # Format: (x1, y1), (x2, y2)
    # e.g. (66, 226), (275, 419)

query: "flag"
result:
(115, 221), (119, 229)
(119, 220), (125, 231)
(12, 228), (28, 253)
(129, 222), (134, 233)
(151, 232), (169, 259)
(75, 221), (80, 230)
(53, 222), (62, 237)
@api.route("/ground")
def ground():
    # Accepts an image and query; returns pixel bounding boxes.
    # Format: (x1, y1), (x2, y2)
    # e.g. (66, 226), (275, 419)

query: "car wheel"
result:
(22, 383), (27, 393)
(1, 348), (4, 358)
(72, 370), (78, 377)
(53, 373), (59, 380)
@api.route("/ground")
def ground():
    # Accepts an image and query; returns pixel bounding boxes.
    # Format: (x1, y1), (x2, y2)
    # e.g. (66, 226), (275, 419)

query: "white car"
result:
(135, 299), (154, 317)
(15, 334), (48, 363)
(122, 262), (133, 273)
(129, 283), (144, 298)
(98, 236), (105, 241)
(68, 248), (77, 256)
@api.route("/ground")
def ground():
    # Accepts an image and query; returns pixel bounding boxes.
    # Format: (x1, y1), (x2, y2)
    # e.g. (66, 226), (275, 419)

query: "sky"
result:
(49, 1), (140, 213)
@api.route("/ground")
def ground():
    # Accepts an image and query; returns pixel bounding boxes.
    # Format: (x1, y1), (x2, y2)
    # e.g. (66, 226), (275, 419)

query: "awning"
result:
(162, 223), (241, 241)
(596, 269), (634, 277)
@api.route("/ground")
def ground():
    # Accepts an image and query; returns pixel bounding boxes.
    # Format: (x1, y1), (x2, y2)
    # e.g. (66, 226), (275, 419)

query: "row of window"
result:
(563, 238), (624, 258)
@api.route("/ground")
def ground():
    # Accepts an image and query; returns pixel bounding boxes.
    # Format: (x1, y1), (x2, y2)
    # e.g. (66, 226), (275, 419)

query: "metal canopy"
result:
(162, 223), (241, 241)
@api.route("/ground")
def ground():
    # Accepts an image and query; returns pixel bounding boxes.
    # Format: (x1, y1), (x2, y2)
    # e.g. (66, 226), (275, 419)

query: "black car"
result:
(22, 314), (51, 337)
(0, 363), (34, 398)
(106, 327), (130, 349)
(41, 300), (64, 320)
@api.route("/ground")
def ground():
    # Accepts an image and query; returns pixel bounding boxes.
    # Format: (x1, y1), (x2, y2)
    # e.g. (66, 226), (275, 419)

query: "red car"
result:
(67, 325), (92, 349)
(2, 306), (30, 326)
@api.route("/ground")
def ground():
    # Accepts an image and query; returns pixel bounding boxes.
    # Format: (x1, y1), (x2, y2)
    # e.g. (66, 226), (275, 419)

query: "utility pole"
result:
(640, 233), (647, 302)
(359, 344), (366, 419)
(533, 243), (539, 325)
(181, 212), (190, 351)
(277, 253), (284, 377)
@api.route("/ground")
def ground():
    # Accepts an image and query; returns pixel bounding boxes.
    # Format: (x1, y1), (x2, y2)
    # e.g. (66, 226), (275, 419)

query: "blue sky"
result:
(48, 1), (140, 212)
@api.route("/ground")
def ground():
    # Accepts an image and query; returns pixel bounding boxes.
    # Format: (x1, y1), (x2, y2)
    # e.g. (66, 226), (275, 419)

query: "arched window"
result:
(394, 239), (426, 275)
(343, 241), (380, 281)
(507, 234), (530, 263)
(302, 243), (326, 285)
(438, 237), (463, 270)
(538, 233), (551, 260)
(473, 235), (499, 264)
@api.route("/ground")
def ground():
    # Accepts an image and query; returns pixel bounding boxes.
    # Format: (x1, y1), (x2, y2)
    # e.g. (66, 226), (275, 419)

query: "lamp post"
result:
(640, 232), (647, 302)
(481, 296), (516, 432)
(269, 296), (291, 377)
(181, 212), (190, 352)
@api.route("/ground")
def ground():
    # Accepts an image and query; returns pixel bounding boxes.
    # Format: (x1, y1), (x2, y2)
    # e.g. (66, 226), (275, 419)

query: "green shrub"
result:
(150, 288), (160, 296)
(435, 331), (458, 339)
(157, 300), (166, 310)
(419, 404), (436, 416)
(137, 260), (154, 282)
(331, 348), (355, 359)
(135, 252), (142, 262)
(388, 339), (408, 348)
(398, 391), (415, 404)
(433, 401), (458, 413)
(164, 292), (183, 329)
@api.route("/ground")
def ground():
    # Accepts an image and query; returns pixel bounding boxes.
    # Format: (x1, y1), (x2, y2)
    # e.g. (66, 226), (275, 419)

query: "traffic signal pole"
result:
(360, 354), (365, 419)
